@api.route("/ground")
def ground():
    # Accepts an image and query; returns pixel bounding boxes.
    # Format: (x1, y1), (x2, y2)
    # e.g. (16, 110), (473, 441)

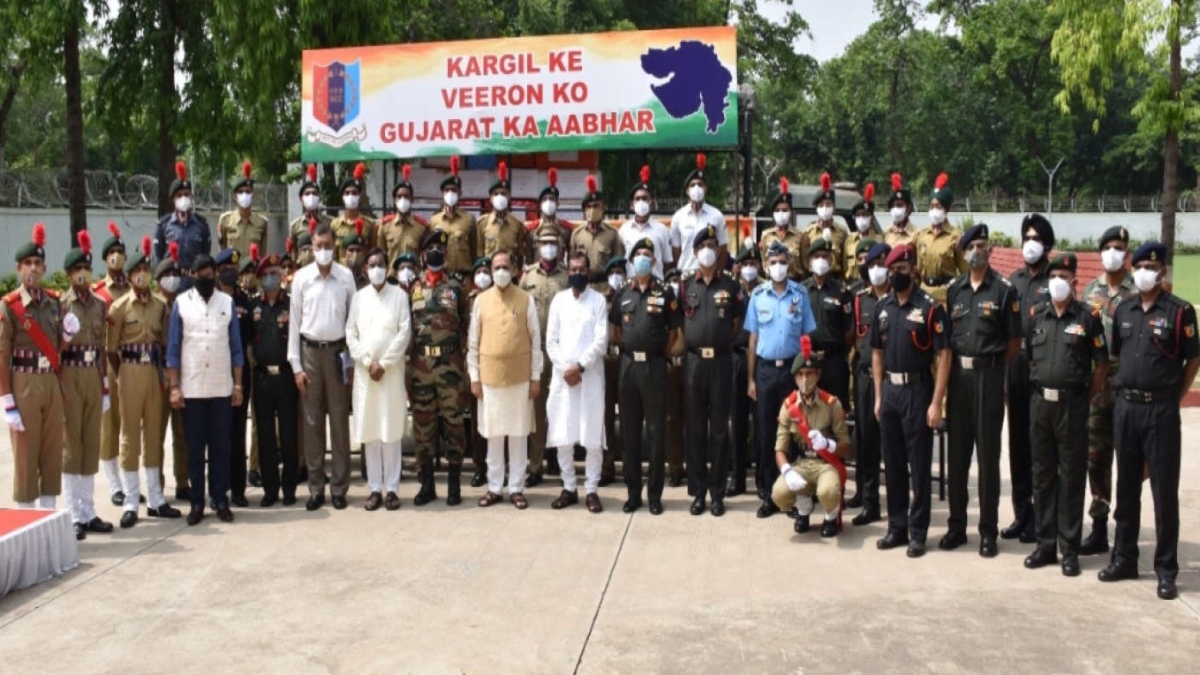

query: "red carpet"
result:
(0, 508), (54, 537)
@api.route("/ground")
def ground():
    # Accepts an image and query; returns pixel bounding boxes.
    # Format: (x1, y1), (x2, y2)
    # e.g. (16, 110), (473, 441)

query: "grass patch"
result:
(1172, 255), (1199, 305)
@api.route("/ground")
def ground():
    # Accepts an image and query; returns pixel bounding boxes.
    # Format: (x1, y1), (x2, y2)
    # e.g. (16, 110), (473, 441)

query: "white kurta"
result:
(467, 289), (543, 438)
(345, 283), (412, 445)
(545, 287), (609, 449)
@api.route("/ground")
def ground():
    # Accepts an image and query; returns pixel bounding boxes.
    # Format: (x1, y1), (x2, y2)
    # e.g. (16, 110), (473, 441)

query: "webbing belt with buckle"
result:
(886, 371), (929, 385)
(690, 347), (725, 359)
(62, 346), (100, 368)
(957, 353), (1002, 370)
(1040, 387), (1083, 402)
(1120, 387), (1176, 404)
(419, 344), (459, 357)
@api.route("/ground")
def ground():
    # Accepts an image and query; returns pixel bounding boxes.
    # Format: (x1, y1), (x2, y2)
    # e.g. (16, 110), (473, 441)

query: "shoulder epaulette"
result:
(414, 214), (429, 226)
(818, 389), (838, 406)
(381, 213), (398, 224)
(4, 290), (21, 303)
(44, 289), (60, 300)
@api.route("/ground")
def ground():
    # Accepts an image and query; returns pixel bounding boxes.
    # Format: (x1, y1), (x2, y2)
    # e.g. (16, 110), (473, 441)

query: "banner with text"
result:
(300, 27), (738, 161)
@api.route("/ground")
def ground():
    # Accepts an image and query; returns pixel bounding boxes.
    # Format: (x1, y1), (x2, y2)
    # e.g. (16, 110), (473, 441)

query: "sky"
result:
(759, 0), (941, 63)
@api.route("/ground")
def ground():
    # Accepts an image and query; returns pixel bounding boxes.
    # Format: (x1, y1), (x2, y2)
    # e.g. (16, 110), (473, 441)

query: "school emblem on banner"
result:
(306, 60), (368, 148)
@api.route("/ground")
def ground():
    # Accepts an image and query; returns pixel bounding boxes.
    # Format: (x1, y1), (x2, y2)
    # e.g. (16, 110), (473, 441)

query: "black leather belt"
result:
(924, 276), (952, 286)
(1120, 387), (1177, 404)
(301, 336), (345, 349)
(886, 370), (931, 385)
(760, 356), (797, 369)
(622, 349), (665, 362)
(956, 353), (1003, 370)
(255, 364), (291, 376)
(688, 347), (729, 359)
(1037, 386), (1086, 402)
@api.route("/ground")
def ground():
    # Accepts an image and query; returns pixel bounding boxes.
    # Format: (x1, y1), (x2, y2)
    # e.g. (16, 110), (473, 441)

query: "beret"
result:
(807, 237), (833, 258)
(866, 242), (892, 266)
(630, 237), (655, 256)
(605, 255), (627, 273)
(884, 244), (915, 267)
(1098, 226), (1129, 250)
(691, 225), (718, 250)
(855, 238), (878, 258)
(421, 229), (449, 250)
(471, 256), (491, 273)
(1047, 253), (1077, 275)
(214, 248), (241, 267)
(1130, 241), (1167, 266)
(255, 254), (284, 277)
(958, 224), (989, 250)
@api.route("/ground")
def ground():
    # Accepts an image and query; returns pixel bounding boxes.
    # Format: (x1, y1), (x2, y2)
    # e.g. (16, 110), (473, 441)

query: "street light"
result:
(739, 83), (757, 214)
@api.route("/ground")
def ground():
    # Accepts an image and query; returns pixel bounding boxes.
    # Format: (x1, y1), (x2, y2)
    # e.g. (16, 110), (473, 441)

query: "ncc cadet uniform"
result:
(330, 163), (377, 258)
(1079, 226), (1136, 552)
(941, 225), (1021, 554)
(770, 342), (852, 537)
(216, 249), (253, 507)
(478, 211), (529, 269)
(759, 178), (808, 281)
(94, 224), (132, 503)
(1004, 214), (1055, 542)
(154, 254), (189, 500)
(1101, 242), (1199, 600)
(107, 241), (178, 527)
(1, 226), (64, 509)
(914, 174), (965, 305)
(429, 168), (477, 276)
(744, 242), (817, 516)
(600, 256), (626, 485)
(247, 254), (299, 506)
(729, 246), (764, 496)
(341, 226), (370, 290)
(680, 226), (744, 515)
(60, 234), (115, 538)
(527, 169), (573, 259)
(610, 238), (682, 514)
(289, 164), (332, 247)
(663, 268), (686, 485)
(804, 172), (848, 278)
(218, 164), (268, 261)
(849, 241), (889, 524)
(570, 198), (625, 295)
(409, 230), (471, 507)
(1023, 253), (1108, 575)
(466, 256), (492, 487)
(869, 244), (949, 557)
(520, 232), (569, 485)
(291, 211), (332, 250)
(883, 173), (916, 249)
(844, 184), (880, 283)
(801, 238), (853, 410)
(380, 165), (429, 271)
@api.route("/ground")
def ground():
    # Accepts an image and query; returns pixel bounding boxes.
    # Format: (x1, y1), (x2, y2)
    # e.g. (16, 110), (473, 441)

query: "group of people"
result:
(3, 156), (1196, 602)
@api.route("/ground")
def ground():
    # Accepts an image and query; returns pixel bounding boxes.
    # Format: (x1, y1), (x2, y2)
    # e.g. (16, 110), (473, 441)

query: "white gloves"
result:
(3, 394), (23, 432)
(808, 429), (829, 452)
(783, 465), (806, 492)
(101, 377), (110, 413)
(61, 312), (80, 342)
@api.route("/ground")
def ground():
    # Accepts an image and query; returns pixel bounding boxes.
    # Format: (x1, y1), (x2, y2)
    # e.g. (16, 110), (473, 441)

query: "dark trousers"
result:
(620, 354), (667, 503)
(817, 349), (851, 412)
(602, 352), (623, 477)
(229, 367), (250, 500)
(665, 358), (685, 478)
(852, 365), (881, 511)
(879, 378), (933, 541)
(754, 359), (796, 496)
(254, 369), (299, 500)
(1006, 352), (1034, 522)
(301, 342), (351, 497)
(946, 363), (1005, 538)
(1031, 388), (1089, 556)
(684, 352), (732, 500)
(184, 397), (232, 510)
(729, 350), (753, 491)
(1112, 397), (1181, 578)
(469, 396), (487, 475)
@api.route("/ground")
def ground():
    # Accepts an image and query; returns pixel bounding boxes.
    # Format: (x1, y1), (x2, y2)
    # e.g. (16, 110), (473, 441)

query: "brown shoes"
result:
(364, 492), (383, 511)
(510, 492), (529, 510)
(551, 490), (579, 510)
(478, 491), (503, 507)
(586, 493), (602, 513)
(384, 492), (401, 511)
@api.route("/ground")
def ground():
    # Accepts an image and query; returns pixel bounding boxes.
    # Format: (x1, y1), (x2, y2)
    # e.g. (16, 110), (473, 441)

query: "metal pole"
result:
(1037, 157), (1064, 215)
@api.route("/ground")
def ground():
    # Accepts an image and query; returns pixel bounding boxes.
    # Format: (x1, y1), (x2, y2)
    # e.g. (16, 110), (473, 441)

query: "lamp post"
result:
(1037, 157), (1064, 216)
(739, 83), (757, 215)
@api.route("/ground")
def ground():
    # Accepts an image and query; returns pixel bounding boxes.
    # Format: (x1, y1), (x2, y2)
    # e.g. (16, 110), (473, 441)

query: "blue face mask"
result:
(633, 255), (652, 276)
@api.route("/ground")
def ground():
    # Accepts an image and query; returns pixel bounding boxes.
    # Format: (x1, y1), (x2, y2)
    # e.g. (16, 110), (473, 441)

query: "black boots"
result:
(446, 464), (462, 506)
(1081, 519), (1109, 555)
(413, 462), (438, 506)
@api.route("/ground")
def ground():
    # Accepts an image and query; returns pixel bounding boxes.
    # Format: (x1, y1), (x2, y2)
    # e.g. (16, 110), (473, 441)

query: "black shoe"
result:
(756, 488), (768, 502)
(524, 472), (543, 489)
(622, 498), (642, 514)
(119, 511), (138, 528)
(1018, 524), (1037, 544)
(111, 491), (125, 507)
(175, 487), (191, 502)
(297, 466), (308, 483)
(846, 494), (863, 509)
(906, 539), (926, 558)
(794, 514), (810, 533)
(1157, 576), (1178, 600)
(648, 500), (664, 515)
(1062, 555), (1081, 577)
(85, 517), (114, 533)
(147, 504), (181, 518)
(248, 470), (262, 488)
(186, 507), (204, 526)
(446, 464), (463, 506)
(470, 471), (487, 488)
(282, 494), (297, 507)
(231, 495), (250, 508)
(1080, 520), (1110, 556)
(756, 501), (780, 519)
(877, 531), (909, 550)
(306, 493), (326, 511)
(820, 519), (838, 538)
(1098, 563), (1139, 582)
(331, 495), (348, 510)
(598, 473), (615, 487)
(260, 495), (278, 508)
(74, 523), (87, 540)
(667, 474), (683, 488)
(689, 495), (706, 516)
(1000, 515), (1029, 540)
(216, 506), (234, 523)
(414, 464), (437, 506)
(852, 509), (881, 526)
(938, 530), (968, 551)
(1024, 548), (1058, 569)
(980, 537), (998, 558)
(710, 499), (725, 517)
(725, 484), (745, 497)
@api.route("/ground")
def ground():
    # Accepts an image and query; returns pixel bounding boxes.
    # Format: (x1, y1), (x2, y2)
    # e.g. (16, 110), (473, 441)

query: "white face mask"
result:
(688, 185), (705, 203)
(540, 243), (558, 261)
(491, 194), (509, 212)
(810, 258), (831, 278)
(492, 268), (512, 288)
(1101, 248), (1126, 273)
(175, 196), (193, 213)
(769, 262), (788, 283)
(696, 248), (717, 268)
(773, 211), (791, 227)
(235, 192), (253, 209)
(159, 276), (181, 294)
(541, 199), (557, 217)
(608, 272), (624, 290)
(816, 206), (833, 222)
(367, 266), (387, 287)
(868, 265), (888, 287)
(740, 266), (758, 283)
(395, 197), (412, 214)
(928, 208), (947, 226)
(313, 248), (334, 267)
(633, 200), (651, 217)
(1048, 277), (1072, 302)
(890, 207), (907, 227)
(855, 215), (872, 233)
(443, 190), (459, 207)
(474, 271), (492, 289)
(1022, 240), (1045, 265)
(343, 194), (359, 210)
(1132, 268), (1159, 292)
(302, 194), (321, 211)
(397, 268), (416, 286)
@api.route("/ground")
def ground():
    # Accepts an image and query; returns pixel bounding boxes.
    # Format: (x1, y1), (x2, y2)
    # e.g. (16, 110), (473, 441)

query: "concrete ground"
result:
(0, 413), (1197, 674)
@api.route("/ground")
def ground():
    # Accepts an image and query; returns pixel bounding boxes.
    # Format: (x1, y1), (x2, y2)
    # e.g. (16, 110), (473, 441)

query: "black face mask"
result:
(195, 277), (216, 300)
(425, 249), (445, 268)
(891, 272), (912, 292)
(217, 268), (239, 288)
(568, 273), (589, 291)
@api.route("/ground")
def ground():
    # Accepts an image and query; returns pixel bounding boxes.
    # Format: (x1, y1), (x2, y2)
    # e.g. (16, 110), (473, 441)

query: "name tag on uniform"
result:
(1065, 324), (1086, 336)
(37, 356), (50, 370)
(648, 297), (665, 307)
(140, 353), (152, 364)
(266, 365), (280, 375)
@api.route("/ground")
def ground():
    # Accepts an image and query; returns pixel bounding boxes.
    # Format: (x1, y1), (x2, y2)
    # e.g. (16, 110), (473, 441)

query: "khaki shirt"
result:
(218, 210), (268, 259)
(803, 221), (848, 277)
(477, 212), (528, 268)
(528, 218), (573, 253)
(883, 225), (915, 249)
(759, 227), (809, 280)
(774, 389), (850, 456)
(519, 262), (568, 338)
(429, 208), (476, 274)
(289, 212), (333, 243)
(378, 214), (428, 268)
(106, 292), (167, 351)
(61, 287), (107, 348)
(844, 231), (871, 283)
(93, 275), (131, 307)
(914, 225), (966, 304)
(569, 222), (625, 290)
(0, 287), (63, 364)
(330, 213), (378, 256)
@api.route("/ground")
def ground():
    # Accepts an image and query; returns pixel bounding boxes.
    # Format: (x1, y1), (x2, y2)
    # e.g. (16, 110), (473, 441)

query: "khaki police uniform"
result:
(477, 211), (529, 268)
(759, 227), (808, 280)
(93, 274), (131, 496)
(915, 225), (966, 304)
(330, 213), (377, 257)
(570, 222), (625, 292)
(61, 288), (106, 477)
(107, 291), (167, 473)
(218, 210), (269, 261)
(379, 213), (428, 269)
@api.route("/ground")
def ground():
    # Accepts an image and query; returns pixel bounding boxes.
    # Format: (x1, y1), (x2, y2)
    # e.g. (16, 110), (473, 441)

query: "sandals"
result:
(478, 491), (504, 507)
(509, 492), (529, 510)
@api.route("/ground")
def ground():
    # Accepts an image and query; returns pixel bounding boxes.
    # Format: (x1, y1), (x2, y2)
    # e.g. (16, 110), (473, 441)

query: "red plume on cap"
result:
(285, 237), (294, 254)
(934, 172), (949, 190)
(402, 164), (411, 182)
(696, 153), (706, 171)
(33, 223), (46, 247)
(249, 243), (260, 262)
(306, 164), (317, 182)
(141, 236), (151, 257)
(891, 172), (903, 192)
(168, 241), (179, 262)
(450, 155), (460, 177)
(820, 172), (831, 192)
(864, 183), (875, 203)
(309, 217), (317, 235)
(242, 160), (252, 179)
(498, 161), (508, 182)
(353, 162), (365, 181)
(740, 220), (752, 238)
(354, 218), (364, 237)
(547, 167), (557, 187)
(801, 334), (812, 361)
(586, 174), (597, 193)
(108, 220), (121, 238)
(779, 176), (790, 195)
(640, 164), (651, 184)
(78, 229), (92, 255)
(175, 161), (187, 181)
